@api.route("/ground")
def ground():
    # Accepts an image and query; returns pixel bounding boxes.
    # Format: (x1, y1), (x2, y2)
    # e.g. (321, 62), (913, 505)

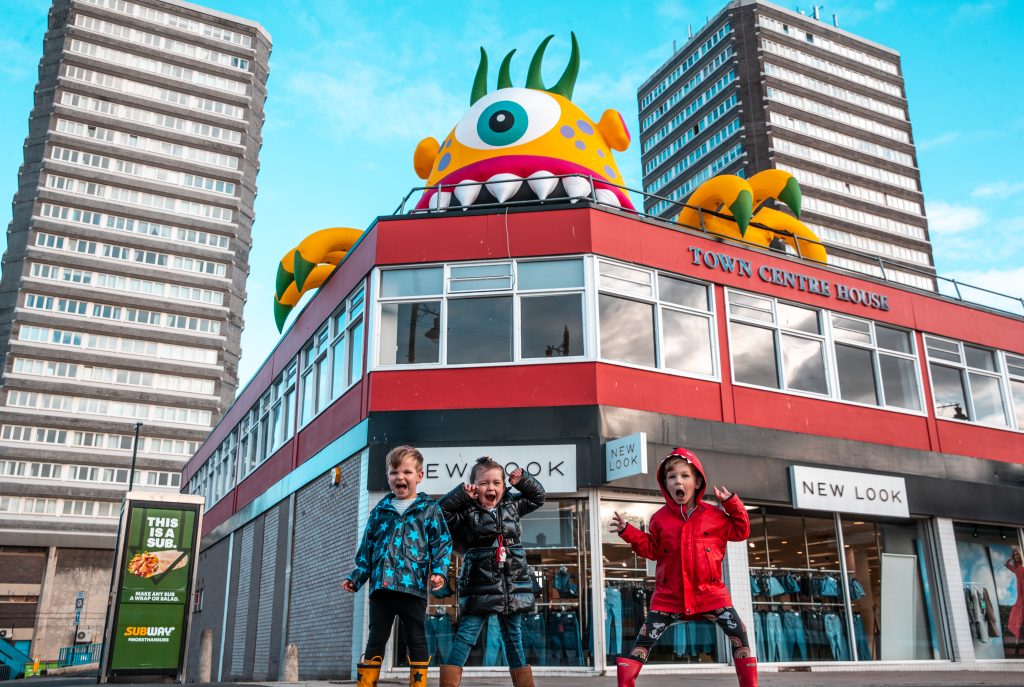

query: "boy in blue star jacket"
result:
(343, 445), (452, 687)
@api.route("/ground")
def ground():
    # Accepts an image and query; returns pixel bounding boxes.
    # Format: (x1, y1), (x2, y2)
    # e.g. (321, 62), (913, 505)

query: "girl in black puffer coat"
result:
(438, 457), (545, 687)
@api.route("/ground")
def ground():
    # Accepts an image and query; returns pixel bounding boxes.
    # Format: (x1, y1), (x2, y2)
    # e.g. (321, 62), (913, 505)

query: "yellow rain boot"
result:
(356, 656), (382, 687)
(409, 657), (430, 687)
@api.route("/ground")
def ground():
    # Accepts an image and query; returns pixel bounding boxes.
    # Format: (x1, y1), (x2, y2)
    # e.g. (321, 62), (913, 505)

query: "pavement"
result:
(20, 668), (1024, 687)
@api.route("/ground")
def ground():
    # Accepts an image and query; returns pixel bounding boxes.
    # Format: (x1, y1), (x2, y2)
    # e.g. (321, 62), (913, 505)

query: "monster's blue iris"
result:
(477, 100), (529, 147)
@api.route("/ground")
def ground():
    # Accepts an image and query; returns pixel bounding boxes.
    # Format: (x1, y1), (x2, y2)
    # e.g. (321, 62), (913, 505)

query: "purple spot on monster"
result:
(577, 120), (594, 135)
(437, 152), (451, 172)
(560, 125), (575, 138)
(597, 149), (605, 158)
(604, 165), (616, 178)
(575, 140), (586, 151)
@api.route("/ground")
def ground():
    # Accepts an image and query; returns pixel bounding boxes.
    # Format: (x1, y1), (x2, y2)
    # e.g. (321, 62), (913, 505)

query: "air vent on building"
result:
(75, 630), (91, 643)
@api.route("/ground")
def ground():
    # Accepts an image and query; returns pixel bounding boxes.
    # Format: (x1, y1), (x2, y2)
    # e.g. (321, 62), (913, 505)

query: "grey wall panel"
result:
(253, 505), (279, 679)
(185, 536), (230, 681)
(287, 457), (361, 679)
(230, 522), (254, 678)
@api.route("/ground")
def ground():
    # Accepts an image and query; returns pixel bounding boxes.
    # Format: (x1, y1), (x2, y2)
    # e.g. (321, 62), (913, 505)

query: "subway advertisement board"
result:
(100, 492), (204, 681)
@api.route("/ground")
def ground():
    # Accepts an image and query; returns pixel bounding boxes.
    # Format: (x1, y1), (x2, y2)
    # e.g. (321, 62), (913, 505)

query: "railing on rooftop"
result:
(393, 173), (1024, 318)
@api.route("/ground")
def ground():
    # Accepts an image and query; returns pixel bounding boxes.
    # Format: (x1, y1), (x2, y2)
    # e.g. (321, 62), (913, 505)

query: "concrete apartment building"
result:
(0, 0), (268, 661)
(637, 0), (935, 291)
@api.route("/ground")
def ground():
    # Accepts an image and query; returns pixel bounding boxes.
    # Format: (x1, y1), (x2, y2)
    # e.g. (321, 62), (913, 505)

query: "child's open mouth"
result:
(675, 488), (686, 501)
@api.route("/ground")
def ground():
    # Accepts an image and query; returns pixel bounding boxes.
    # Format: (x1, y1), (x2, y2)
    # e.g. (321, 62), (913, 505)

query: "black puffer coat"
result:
(439, 475), (545, 615)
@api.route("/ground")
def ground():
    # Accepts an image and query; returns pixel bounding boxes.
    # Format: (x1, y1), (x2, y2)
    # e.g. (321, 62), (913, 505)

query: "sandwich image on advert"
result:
(127, 550), (188, 578)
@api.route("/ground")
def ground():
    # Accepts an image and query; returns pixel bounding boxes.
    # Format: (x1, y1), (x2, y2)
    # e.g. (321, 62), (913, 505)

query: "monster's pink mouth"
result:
(414, 156), (635, 211)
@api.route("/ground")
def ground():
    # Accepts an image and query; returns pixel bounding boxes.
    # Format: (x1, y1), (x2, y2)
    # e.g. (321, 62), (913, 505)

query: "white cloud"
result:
(925, 201), (986, 234)
(971, 180), (1024, 198)
(944, 266), (1024, 307)
(656, 1), (689, 20)
(917, 131), (962, 152)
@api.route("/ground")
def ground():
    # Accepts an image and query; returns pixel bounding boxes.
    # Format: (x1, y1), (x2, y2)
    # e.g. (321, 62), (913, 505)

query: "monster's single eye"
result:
(455, 88), (561, 150)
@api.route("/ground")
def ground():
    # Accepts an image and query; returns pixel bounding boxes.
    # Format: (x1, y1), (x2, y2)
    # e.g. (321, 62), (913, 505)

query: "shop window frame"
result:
(924, 335), (1016, 430)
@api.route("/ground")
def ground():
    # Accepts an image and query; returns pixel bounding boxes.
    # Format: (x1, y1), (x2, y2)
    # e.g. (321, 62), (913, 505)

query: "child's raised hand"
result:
(430, 574), (446, 591)
(463, 483), (479, 501)
(610, 511), (628, 534)
(508, 467), (524, 485)
(713, 485), (733, 501)
(341, 579), (356, 593)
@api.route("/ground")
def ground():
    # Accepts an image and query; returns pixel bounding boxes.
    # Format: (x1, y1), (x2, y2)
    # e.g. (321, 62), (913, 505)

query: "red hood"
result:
(656, 447), (706, 512)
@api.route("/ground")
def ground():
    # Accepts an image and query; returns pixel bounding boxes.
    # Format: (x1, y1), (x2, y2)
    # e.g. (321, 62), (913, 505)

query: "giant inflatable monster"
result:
(273, 34), (826, 331)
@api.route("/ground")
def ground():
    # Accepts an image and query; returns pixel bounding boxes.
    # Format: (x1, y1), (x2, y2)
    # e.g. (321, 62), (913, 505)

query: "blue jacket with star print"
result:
(344, 492), (452, 600)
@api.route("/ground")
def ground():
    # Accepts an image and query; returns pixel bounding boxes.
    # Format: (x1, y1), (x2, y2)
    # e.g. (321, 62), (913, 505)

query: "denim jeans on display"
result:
(425, 613), (453, 665)
(823, 613), (849, 660)
(548, 611), (583, 665)
(783, 574), (802, 594)
(688, 619), (716, 655)
(849, 577), (866, 601)
(782, 611), (808, 660)
(521, 613), (546, 664)
(750, 575), (762, 596)
(605, 587), (623, 656)
(445, 614), (526, 669)
(853, 613), (871, 660)
(818, 575), (840, 598)
(553, 570), (578, 597)
(753, 612), (766, 660)
(764, 611), (784, 662)
(484, 614), (508, 666)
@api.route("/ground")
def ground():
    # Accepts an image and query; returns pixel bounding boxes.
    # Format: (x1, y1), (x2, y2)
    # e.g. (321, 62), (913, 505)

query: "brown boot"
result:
(355, 656), (382, 687)
(409, 658), (430, 687)
(509, 665), (535, 687)
(438, 664), (462, 687)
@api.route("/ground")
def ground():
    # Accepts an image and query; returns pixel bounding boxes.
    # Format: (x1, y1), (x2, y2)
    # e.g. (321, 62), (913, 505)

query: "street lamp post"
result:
(126, 421), (142, 491)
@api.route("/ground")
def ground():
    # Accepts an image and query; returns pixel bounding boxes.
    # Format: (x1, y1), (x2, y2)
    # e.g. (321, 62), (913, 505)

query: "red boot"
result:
(734, 656), (758, 687)
(616, 657), (644, 687)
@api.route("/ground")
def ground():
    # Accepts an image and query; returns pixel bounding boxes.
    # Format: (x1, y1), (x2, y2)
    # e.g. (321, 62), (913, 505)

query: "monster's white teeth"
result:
(429, 191), (452, 210)
(527, 171), (558, 201)
(595, 188), (621, 207)
(563, 175), (593, 199)
(486, 173), (522, 203)
(454, 180), (481, 207)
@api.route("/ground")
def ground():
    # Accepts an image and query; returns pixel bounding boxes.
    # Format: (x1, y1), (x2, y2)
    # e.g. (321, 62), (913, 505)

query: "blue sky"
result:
(1, 0), (1022, 389)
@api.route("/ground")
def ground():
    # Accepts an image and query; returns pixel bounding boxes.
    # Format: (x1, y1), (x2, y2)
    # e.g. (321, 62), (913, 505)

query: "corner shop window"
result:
(379, 301), (442, 365)
(953, 523), (1024, 659)
(747, 508), (944, 662)
(925, 336), (1010, 426)
(401, 498), (593, 668)
(600, 500), (722, 664)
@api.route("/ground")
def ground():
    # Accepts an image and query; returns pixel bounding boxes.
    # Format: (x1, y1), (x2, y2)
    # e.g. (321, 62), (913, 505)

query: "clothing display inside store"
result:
(749, 507), (946, 663)
(953, 523), (1022, 660)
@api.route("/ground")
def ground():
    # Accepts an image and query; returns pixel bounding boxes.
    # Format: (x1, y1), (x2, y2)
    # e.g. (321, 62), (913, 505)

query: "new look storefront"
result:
(182, 204), (1024, 680)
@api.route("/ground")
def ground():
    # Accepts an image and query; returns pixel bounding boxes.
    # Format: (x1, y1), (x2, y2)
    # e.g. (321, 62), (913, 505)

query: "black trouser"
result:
(364, 589), (429, 662)
(628, 606), (751, 662)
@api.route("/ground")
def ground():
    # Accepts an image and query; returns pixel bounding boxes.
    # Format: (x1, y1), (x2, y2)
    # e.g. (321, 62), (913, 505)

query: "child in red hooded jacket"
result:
(610, 447), (756, 687)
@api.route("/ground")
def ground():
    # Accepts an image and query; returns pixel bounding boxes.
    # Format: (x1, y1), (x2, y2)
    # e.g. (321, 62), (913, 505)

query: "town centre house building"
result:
(181, 199), (1024, 680)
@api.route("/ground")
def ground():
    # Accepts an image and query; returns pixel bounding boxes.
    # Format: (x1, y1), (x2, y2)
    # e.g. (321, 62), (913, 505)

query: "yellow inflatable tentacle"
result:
(676, 175), (753, 236)
(748, 169), (802, 218)
(274, 227), (364, 332)
(752, 207), (827, 263)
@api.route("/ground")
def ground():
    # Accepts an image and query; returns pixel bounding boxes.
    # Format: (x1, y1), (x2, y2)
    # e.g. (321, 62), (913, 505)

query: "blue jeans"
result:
(521, 613), (546, 664)
(823, 613), (849, 660)
(753, 612), (766, 660)
(853, 613), (871, 661)
(548, 611), (583, 666)
(484, 615), (507, 666)
(782, 611), (808, 660)
(426, 613), (453, 665)
(764, 611), (784, 662)
(605, 587), (623, 656)
(445, 614), (525, 669)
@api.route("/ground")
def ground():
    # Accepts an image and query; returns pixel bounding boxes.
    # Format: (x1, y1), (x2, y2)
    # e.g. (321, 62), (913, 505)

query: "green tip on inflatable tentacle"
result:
(730, 189), (754, 237)
(471, 48), (488, 105)
(497, 50), (516, 89)
(292, 250), (316, 291)
(526, 35), (555, 90)
(274, 299), (292, 333)
(778, 176), (802, 218)
(275, 263), (293, 300)
(548, 32), (580, 100)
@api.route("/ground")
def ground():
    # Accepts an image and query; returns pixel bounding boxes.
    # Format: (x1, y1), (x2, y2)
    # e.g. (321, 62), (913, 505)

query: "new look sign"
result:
(418, 444), (577, 495)
(605, 432), (648, 482)
(790, 466), (909, 518)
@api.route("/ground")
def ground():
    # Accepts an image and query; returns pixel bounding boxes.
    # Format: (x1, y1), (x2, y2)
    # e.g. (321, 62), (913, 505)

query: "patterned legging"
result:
(628, 606), (751, 663)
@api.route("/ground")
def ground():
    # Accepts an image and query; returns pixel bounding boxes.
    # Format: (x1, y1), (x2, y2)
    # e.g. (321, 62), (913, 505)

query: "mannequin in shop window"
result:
(610, 447), (757, 687)
(1007, 547), (1024, 657)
